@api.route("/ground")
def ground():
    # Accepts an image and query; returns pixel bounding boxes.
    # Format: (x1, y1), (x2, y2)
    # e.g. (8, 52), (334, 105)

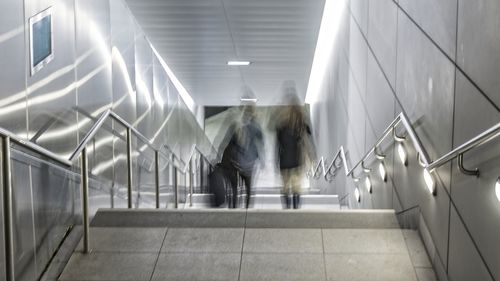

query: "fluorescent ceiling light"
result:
(306, 0), (347, 104)
(227, 61), (251, 66)
(240, 98), (257, 103)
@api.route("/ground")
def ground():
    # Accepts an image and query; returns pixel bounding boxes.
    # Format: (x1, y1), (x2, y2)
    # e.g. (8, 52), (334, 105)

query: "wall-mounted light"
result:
(397, 143), (408, 166)
(365, 177), (372, 193)
(354, 187), (361, 202)
(379, 162), (387, 182)
(423, 169), (435, 195)
(495, 177), (500, 202)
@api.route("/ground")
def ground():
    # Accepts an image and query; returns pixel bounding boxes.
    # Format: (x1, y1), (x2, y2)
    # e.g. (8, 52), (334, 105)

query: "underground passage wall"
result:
(309, 0), (500, 280)
(0, 0), (214, 280)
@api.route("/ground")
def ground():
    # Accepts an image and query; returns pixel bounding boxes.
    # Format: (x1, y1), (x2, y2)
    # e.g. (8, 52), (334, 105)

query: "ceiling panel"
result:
(125, 0), (325, 106)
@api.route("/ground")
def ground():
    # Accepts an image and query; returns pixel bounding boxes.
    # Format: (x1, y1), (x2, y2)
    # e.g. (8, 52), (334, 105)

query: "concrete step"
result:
(250, 194), (340, 210)
(182, 193), (340, 209)
(91, 208), (399, 229)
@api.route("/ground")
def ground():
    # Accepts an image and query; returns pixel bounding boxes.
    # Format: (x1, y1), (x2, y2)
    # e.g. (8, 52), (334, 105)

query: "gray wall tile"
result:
(365, 51), (396, 144)
(396, 10), (455, 160)
(367, 0), (398, 88)
(448, 207), (494, 281)
(398, 0), (457, 59)
(350, 0), (368, 36)
(457, 0), (500, 108)
(451, 70), (500, 280)
(348, 16), (368, 99)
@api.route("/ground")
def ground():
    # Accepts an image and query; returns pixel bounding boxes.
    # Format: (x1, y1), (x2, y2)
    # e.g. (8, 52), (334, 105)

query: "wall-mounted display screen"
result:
(29, 7), (53, 75)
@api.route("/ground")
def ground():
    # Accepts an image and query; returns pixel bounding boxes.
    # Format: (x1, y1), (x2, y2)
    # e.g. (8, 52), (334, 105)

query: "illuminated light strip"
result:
(150, 44), (196, 113)
(306, 0), (347, 104)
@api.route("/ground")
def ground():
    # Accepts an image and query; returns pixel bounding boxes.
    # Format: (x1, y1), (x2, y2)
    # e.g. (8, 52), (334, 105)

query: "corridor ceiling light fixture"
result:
(240, 98), (257, 103)
(365, 177), (372, 193)
(379, 162), (387, 182)
(227, 61), (251, 66)
(397, 143), (408, 166)
(354, 187), (361, 202)
(495, 177), (500, 202)
(423, 169), (436, 195)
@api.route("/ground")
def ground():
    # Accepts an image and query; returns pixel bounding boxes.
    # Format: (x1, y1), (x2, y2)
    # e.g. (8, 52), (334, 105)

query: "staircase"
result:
(51, 209), (437, 281)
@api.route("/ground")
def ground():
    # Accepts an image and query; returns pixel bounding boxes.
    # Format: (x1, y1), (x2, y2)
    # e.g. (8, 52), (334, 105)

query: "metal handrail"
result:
(0, 127), (71, 166)
(428, 122), (500, 172)
(322, 111), (500, 198)
(308, 156), (326, 179)
(0, 108), (216, 266)
(319, 112), (429, 179)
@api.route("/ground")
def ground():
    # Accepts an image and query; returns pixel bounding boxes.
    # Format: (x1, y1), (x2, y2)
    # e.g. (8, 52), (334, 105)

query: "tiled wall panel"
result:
(310, 0), (500, 280)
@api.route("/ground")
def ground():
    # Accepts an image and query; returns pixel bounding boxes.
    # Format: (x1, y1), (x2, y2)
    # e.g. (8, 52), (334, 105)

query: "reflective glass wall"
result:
(0, 0), (215, 279)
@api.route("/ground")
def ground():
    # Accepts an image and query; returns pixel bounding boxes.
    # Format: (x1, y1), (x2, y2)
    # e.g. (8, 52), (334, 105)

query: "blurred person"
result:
(219, 90), (264, 208)
(275, 82), (315, 209)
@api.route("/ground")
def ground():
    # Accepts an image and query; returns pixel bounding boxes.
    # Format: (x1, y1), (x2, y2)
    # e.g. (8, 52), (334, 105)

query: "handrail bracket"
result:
(457, 154), (480, 177)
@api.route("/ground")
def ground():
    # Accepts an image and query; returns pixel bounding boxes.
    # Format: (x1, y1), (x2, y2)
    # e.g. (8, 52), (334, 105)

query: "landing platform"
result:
(55, 209), (437, 281)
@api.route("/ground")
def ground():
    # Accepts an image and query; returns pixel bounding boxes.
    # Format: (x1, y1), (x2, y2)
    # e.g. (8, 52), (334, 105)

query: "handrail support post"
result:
(126, 128), (133, 209)
(2, 137), (15, 280)
(174, 166), (178, 209)
(155, 150), (160, 209)
(81, 147), (91, 254)
(189, 158), (193, 207)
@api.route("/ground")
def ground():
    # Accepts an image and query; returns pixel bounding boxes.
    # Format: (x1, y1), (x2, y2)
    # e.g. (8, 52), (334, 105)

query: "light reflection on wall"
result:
(112, 46), (136, 102)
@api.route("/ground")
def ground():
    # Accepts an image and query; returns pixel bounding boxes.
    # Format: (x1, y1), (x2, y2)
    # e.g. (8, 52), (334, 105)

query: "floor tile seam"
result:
(149, 228), (169, 281)
(241, 252), (325, 256)
(413, 265), (434, 269)
(161, 251), (244, 254)
(59, 279), (149, 281)
(244, 227), (323, 230)
(400, 229), (421, 280)
(80, 250), (163, 254)
(92, 225), (169, 228)
(237, 211), (248, 281)
(323, 252), (414, 256)
(325, 251), (406, 256)
(321, 229), (328, 281)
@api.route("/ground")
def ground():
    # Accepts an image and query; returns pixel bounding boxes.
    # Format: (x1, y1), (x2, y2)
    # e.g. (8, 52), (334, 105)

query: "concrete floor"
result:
(59, 226), (437, 281)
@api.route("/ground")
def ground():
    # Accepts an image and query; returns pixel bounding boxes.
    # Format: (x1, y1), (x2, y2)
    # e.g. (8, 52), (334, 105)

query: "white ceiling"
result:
(125, 0), (326, 106)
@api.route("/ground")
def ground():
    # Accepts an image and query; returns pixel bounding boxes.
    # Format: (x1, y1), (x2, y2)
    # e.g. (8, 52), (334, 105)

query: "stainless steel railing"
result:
(0, 108), (216, 275)
(311, 111), (500, 199)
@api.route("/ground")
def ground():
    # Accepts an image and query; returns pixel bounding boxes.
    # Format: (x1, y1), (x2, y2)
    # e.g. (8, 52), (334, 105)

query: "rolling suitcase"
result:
(209, 164), (232, 207)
